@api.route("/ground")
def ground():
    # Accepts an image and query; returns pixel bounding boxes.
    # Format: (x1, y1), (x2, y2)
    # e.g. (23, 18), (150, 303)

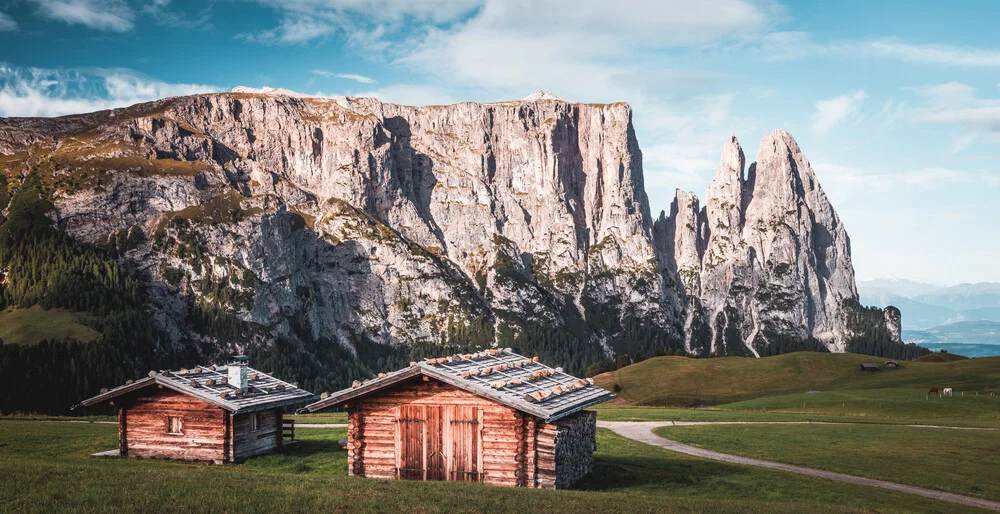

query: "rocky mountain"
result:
(655, 132), (861, 356)
(0, 89), (913, 406)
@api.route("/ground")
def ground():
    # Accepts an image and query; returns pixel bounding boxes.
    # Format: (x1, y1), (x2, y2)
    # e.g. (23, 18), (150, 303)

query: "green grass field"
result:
(714, 388), (1000, 427)
(595, 352), (1000, 406)
(654, 423), (1000, 502)
(0, 419), (982, 513)
(0, 305), (101, 345)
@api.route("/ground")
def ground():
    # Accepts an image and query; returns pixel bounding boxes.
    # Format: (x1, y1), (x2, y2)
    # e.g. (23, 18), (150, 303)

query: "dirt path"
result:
(613, 420), (999, 431)
(598, 421), (1000, 512)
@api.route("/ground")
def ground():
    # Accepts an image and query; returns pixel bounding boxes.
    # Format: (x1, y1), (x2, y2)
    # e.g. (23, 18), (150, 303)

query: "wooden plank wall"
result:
(350, 377), (524, 486)
(232, 408), (281, 462)
(346, 378), (598, 489)
(123, 389), (226, 463)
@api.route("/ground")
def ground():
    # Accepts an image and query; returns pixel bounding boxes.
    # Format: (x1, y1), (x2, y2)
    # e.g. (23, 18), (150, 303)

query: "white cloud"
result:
(403, 0), (775, 97)
(238, 0), (482, 45)
(29, 0), (135, 32)
(908, 82), (1000, 135)
(0, 63), (217, 117)
(0, 11), (18, 31)
(814, 160), (1000, 196)
(861, 38), (1000, 67)
(312, 70), (376, 84)
(811, 90), (867, 135)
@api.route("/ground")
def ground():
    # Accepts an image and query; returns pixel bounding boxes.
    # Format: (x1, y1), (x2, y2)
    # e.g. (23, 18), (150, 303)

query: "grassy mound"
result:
(595, 352), (1000, 406)
(914, 352), (970, 363)
(0, 306), (100, 345)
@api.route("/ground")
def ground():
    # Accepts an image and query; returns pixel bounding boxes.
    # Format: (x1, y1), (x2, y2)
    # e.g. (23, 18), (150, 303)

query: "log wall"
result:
(122, 389), (227, 463)
(346, 377), (598, 489)
(232, 408), (282, 462)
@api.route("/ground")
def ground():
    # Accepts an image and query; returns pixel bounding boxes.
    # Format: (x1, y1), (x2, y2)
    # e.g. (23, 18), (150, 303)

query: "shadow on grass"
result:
(244, 429), (348, 475)
(577, 453), (740, 491)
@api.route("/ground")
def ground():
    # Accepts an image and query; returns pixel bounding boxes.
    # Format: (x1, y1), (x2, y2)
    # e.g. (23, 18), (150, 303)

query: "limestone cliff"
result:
(0, 91), (886, 365)
(657, 130), (860, 355)
(0, 91), (681, 371)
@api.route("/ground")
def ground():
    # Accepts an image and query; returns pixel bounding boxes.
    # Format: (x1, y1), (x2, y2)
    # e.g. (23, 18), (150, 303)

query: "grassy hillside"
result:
(595, 352), (1000, 406)
(0, 306), (101, 345)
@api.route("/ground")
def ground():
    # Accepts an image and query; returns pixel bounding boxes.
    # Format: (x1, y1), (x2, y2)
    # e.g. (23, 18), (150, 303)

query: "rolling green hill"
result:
(594, 352), (1000, 406)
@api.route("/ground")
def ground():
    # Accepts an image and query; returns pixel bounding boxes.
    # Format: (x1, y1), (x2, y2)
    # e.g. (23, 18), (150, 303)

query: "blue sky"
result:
(1, 0), (999, 285)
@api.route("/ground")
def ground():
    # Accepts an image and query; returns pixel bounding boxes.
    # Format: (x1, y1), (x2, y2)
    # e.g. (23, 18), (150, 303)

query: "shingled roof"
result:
(300, 348), (614, 422)
(74, 363), (314, 414)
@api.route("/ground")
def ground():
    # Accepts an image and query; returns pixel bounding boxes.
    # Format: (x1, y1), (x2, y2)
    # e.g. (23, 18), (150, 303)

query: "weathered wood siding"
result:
(232, 408), (282, 462)
(345, 377), (598, 489)
(348, 377), (521, 486)
(123, 389), (227, 462)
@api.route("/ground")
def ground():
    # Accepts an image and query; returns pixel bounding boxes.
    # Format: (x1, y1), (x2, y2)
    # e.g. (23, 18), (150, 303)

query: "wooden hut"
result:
(860, 363), (880, 372)
(884, 360), (900, 368)
(300, 348), (615, 489)
(74, 356), (313, 464)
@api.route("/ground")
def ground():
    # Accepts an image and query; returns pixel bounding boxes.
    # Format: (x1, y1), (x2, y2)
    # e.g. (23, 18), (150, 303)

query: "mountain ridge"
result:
(0, 91), (919, 412)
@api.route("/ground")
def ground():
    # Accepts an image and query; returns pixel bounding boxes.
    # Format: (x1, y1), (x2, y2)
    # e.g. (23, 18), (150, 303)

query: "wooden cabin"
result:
(884, 360), (900, 368)
(300, 348), (615, 489)
(74, 356), (313, 464)
(860, 363), (880, 372)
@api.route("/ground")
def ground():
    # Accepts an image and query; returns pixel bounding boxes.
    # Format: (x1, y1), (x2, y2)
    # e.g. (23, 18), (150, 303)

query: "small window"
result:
(167, 416), (183, 435)
(251, 412), (261, 432)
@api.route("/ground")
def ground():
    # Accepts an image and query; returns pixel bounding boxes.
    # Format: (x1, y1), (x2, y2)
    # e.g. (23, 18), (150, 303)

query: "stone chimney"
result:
(228, 355), (249, 392)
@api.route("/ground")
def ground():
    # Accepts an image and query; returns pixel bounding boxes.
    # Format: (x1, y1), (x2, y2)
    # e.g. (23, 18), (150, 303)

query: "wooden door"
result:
(425, 406), (446, 480)
(448, 405), (481, 482)
(396, 404), (480, 482)
(397, 405), (424, 480)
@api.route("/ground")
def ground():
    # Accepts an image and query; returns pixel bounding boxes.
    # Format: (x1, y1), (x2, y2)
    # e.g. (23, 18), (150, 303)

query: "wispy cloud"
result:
(811, 90), (866, 135)
(0, 63), (217, 117)
(908, 82), (1000, 137)
(815, 160), (1000, 196)
(0, 11), (18, 31)
(754, 34), (1000, 68)
(311, 70), (376, 84)
(28, 0), (135, 32)
(860, 38), (1000, 67)
(237, 0), (481, 45)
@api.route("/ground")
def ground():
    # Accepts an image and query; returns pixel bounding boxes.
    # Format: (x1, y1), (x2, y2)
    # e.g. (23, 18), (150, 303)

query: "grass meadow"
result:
(655, 423), (1000, 502)
(0, 419), (983, 513)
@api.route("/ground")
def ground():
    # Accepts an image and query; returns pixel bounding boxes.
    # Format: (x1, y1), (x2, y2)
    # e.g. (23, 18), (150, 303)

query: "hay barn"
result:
(74, 356), (313, 463)
(300, 348), (615, 489)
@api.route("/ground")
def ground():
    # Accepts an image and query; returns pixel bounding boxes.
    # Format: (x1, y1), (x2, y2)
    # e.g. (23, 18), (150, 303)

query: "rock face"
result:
(884, 306), (903, 344)
(657, 130), (859, 355)
(0, 91), (870, 365)
(0, 91), (681, 370)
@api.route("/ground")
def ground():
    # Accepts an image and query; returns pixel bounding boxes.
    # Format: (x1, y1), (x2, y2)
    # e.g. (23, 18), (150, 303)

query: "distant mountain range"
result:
(859, 278), (1000, 330)
(904, 321), (1000, 357)
(859, 278), (1000, 357)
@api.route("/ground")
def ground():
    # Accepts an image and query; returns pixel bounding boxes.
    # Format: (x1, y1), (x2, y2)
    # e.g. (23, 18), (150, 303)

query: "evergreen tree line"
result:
(0, 173), (184, 414)
(842, 300), (930, 360)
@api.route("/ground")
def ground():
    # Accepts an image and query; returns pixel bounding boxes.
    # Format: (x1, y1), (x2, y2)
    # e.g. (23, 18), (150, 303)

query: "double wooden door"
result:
(397, 404), (481, 482)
